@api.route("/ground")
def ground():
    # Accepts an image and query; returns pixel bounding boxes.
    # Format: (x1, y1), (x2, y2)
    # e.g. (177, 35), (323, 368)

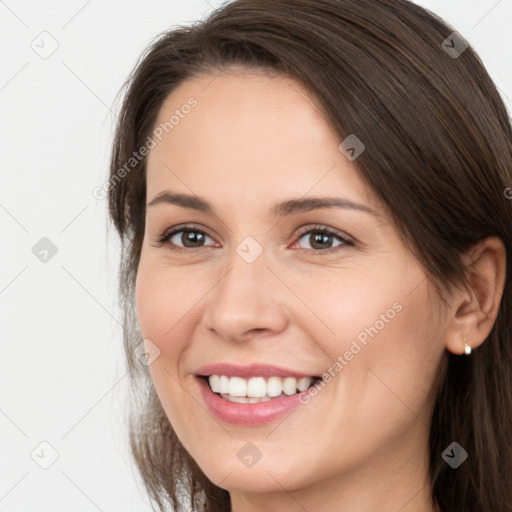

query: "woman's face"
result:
(136, 70), (447, 497)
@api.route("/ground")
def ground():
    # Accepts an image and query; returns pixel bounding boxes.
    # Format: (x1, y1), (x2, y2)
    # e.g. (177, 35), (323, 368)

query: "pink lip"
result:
(196, 376), (309, 426)
(195, 362), (318, 379)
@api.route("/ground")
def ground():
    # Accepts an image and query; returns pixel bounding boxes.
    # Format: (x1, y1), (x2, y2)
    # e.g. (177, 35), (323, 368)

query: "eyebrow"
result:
(146, 191), (378, 217)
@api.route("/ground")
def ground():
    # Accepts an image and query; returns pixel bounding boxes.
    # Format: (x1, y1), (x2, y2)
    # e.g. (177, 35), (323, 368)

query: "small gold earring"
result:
(464, 338), (472, 355)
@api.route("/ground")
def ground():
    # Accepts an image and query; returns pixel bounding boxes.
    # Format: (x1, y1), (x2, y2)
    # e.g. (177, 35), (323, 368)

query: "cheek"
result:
(348, 282), (444, 429)
(135, 261), (199, 347)
(135, 263), (201, 444)
(314, 266), (442, 422)
(135, 272), (165, 342)
(285, 267), (411, 360)
(134, 257), (214, 430)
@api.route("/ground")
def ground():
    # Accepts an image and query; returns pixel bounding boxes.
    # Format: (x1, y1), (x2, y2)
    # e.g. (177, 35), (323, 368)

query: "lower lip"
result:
(196, 377), (308, 426)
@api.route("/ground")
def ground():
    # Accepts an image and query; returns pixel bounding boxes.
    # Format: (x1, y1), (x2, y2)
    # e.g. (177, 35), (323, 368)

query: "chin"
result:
(195, 454), (312, 494)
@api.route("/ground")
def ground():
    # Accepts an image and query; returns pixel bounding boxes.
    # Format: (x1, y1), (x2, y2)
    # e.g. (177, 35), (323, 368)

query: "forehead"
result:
(145, 70), (379, 215)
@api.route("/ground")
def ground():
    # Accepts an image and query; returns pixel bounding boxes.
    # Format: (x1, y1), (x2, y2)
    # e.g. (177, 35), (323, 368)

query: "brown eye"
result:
(293, 226), (353, 253)
(157, 225), (215, 250)
(172, 230), (211, 248)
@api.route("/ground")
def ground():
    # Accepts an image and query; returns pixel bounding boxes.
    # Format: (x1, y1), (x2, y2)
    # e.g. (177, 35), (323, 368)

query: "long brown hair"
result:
(107, 1), (512, 510)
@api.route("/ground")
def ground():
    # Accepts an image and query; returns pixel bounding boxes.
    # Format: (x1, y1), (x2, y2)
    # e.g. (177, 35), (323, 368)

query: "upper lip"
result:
(195, 363), (320, 379)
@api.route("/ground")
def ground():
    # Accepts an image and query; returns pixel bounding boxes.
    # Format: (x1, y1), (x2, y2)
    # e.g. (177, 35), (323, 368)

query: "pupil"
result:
(310, 233), (332, 250)
(183, 231), (204, 247)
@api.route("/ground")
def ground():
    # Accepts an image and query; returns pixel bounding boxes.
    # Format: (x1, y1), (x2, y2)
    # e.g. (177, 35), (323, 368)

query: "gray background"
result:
(1, 0), (510, 510)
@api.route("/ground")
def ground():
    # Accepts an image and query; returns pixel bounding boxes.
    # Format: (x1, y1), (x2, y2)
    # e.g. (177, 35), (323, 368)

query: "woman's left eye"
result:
(292, 226), (353, 253)
(155, 224), (353, 253)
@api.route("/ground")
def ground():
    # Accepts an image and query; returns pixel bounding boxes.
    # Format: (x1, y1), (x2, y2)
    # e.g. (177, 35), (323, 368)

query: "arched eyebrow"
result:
(146, 191), (379, 217)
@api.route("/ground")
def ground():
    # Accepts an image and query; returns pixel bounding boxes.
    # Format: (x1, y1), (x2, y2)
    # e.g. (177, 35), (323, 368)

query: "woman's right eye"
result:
(156, 225), (216, 250)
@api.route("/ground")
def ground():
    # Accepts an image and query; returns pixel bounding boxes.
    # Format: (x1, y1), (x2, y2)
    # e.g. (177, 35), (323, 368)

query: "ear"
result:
(445, 236), (507, 355)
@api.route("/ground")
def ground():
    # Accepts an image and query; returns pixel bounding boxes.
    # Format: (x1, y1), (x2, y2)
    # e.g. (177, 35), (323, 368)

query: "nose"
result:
(202, 245), (290, 343)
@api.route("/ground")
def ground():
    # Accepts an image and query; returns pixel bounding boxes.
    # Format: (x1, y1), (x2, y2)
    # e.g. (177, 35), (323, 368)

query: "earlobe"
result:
(444, 236), (507, 355)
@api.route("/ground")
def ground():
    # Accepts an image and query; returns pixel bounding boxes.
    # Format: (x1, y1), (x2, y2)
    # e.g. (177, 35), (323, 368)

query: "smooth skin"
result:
(135, 68), (506, 512)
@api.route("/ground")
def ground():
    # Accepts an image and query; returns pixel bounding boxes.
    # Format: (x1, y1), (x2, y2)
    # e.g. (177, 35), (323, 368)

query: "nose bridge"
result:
(203, 237), (289, 341)
(221, 235), (270, 294)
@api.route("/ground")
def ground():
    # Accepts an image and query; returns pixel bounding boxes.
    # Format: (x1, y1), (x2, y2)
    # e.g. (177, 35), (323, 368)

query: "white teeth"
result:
(209, 375), (220, 393)
(247, 377), (267, 397)
(207, 375), (315, 399)
(219, 375), (230, 394)
(297, 377), (312, 392)
(223, 395), (272, 403)
(229, 376), (247, 397)
(282, 377), (298, 395)
(266, 376), (282, 397)
(226, 395), (250, 403)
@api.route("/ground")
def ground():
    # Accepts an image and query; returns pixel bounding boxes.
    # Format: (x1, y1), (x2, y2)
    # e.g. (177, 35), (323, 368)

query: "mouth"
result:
(194, 363), (324, 425)
(198, 374), (322, 403)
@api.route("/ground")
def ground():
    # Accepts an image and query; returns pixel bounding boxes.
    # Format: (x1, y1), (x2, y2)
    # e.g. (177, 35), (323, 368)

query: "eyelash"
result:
(154, 223), (354, 254)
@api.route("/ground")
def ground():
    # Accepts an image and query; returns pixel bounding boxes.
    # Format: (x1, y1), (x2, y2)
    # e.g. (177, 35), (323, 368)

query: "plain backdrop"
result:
(0, 0), (511, 511)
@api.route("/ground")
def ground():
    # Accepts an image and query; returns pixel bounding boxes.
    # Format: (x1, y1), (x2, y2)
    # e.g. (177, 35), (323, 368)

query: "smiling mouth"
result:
(201, 374), (322, 403)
